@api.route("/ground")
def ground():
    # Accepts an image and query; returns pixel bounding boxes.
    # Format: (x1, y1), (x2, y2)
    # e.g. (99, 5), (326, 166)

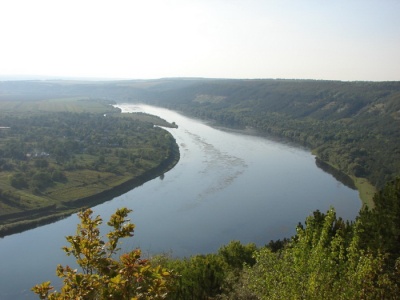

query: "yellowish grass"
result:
(351, 176), (376, 209)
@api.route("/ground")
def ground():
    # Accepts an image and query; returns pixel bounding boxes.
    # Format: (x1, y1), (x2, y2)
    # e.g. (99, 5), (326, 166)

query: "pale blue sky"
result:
(1, 0), (399, 81)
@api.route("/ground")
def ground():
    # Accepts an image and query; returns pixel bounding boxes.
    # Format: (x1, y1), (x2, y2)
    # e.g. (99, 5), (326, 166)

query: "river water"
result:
(0, 104), (361, 299)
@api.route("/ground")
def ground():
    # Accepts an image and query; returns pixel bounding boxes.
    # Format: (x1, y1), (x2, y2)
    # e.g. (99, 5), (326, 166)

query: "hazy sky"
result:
(1, 0), (399, 81)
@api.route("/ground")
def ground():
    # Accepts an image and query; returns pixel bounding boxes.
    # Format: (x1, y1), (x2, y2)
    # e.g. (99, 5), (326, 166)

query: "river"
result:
(0, 104), (361, 299)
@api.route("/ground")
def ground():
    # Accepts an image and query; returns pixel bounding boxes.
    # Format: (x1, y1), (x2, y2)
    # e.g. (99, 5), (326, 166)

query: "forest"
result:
(0, 99), (179, 236)
(1, 79), (399, 299)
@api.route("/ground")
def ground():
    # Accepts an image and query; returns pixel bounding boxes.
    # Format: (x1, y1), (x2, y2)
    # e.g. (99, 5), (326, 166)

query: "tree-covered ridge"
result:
(0, 111), (179, 234)
(137, 79), (400, 190)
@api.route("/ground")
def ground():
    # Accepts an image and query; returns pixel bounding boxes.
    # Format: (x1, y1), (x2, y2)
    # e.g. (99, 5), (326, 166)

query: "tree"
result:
(357, 178), (400, 259)
(218, 240), (256, 271)
(161, 254), (227, 300)
(245, 208), (400, 300)
(32, 208), (172, 299)
(10, 172), (28, 189)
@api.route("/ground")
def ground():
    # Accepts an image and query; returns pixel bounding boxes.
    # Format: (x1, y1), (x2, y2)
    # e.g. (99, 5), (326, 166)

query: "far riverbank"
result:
(195, 120), (375, 208)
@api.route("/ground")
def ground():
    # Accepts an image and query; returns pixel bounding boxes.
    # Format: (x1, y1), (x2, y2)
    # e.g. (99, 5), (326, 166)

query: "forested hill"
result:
(134, 79), (400, 191)
(1, 79), (400, 191)
(140, 79), (400, 121)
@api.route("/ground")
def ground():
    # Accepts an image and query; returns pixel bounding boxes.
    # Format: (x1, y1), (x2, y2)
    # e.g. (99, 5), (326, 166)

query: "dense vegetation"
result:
(135, 79), (400, 195)
(0, 104), (179, 235)
(154, 179), (400, 299)
(3, 78), (398, 203)
(34, 178), (400, 299)
(32, 208), (172, 299)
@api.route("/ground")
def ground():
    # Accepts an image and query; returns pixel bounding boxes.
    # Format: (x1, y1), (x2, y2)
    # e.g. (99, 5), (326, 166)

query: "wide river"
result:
(0, 104), (361, 299)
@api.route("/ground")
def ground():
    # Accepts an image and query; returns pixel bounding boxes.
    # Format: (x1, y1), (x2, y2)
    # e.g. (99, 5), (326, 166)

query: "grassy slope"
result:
(352, 177), (376, 208)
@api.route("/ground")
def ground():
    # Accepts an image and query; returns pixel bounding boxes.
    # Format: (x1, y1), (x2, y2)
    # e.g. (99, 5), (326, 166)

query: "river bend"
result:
(0, 104), (360, 299)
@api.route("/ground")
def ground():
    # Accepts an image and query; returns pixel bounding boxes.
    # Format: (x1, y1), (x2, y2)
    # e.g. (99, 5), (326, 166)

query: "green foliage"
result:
(357, 178), (400, 259)
(265, 238), (290, 252)
(152, 241), (258, 300)
(218, 240), (257, 271)
(245, 208), (399, 299)
(158, 180), (400, 299)
(139, 79), (400, 190)
(158, 254), (227, 299)
(0, 111), (179, 231)
(31, 180), (400, 300)
(32, 207), (172, 299)
(10, 172), (28, 189)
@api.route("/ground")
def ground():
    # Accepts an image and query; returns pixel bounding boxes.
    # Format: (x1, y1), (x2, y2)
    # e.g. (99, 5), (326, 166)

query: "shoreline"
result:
(0, 141), (180, 238)
(211, 122), (375, 208)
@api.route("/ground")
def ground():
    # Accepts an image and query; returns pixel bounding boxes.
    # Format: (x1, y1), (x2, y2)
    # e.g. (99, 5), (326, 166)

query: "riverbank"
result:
(314, 157), (375, 209)
(212, 123), (375, 209)
(0, 141), (180, 237)
(350, 176), (376, 209)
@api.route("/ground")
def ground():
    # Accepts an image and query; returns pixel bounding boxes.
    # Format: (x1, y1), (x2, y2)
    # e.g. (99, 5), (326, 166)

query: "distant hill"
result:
(1, 78), (399, 192)
(131, 79), (400, 190)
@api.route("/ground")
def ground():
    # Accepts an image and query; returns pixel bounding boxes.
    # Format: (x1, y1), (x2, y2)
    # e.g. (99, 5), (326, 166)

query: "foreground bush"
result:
(32, 208), (172, 299)
(246, 208), (400, 300)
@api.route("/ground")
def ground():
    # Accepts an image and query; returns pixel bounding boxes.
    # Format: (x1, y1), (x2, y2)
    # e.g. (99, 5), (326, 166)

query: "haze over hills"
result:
(0, 75), (131, 81)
